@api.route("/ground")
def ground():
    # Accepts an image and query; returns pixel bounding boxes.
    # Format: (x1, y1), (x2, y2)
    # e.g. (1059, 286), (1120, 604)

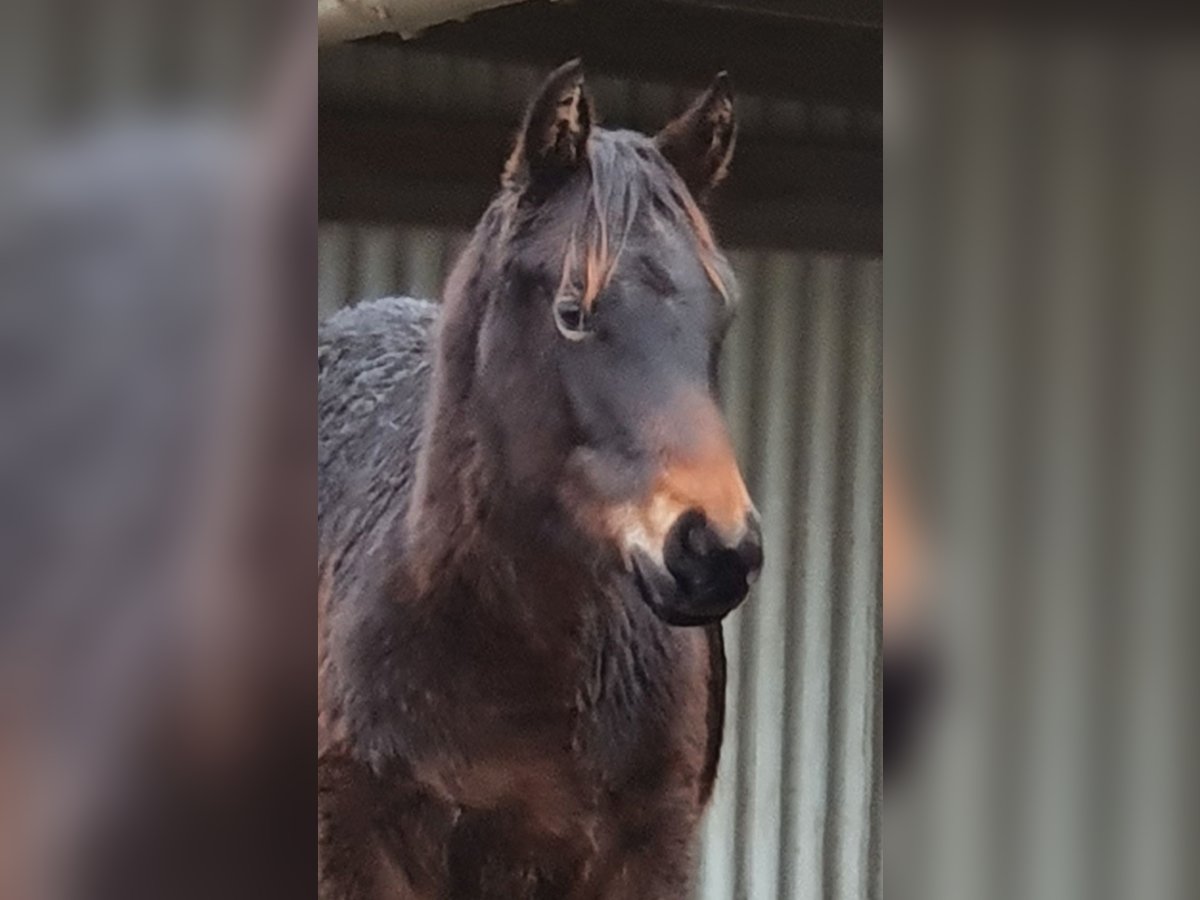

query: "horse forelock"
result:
(483, 130), (733, 313)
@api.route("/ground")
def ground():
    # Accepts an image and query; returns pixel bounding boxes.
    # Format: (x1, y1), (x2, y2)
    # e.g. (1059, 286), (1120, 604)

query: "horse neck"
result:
(409, 400), (592, 583)
(403, 274), (565, 585)
(403, 202), (607, 617)
(405, 379), (616, 646)
(406, 455), (605, 650)
(404, 325), (486, 585)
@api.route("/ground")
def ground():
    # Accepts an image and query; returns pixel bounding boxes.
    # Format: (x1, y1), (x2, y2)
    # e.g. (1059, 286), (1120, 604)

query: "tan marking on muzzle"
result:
(606, 451), (754, 567)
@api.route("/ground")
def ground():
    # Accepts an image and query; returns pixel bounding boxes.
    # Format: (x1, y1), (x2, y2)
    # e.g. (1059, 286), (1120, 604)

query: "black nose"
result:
(663, 509), (764, 616)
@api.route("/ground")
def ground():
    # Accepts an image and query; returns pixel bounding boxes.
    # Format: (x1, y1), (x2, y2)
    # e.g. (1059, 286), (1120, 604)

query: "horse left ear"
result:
(656, 72), (737, 199)
(506, 58), (592, 186)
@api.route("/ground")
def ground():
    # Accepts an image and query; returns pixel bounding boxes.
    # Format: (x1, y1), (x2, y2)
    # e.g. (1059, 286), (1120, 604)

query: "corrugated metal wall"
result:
(699, 249), (880, 900)
(318, 224), (882, 899)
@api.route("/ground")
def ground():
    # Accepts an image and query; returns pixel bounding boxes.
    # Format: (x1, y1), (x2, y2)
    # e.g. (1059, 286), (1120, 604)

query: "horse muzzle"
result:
(631, 508), (763, 626)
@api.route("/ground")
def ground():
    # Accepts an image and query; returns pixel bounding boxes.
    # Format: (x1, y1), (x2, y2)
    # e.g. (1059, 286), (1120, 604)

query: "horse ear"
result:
(506, 58), (592, 186)
(656, 72), (736, 198)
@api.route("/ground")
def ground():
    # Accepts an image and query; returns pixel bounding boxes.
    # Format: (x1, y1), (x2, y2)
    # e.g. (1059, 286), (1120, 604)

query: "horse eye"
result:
(554, 296), (590, 339)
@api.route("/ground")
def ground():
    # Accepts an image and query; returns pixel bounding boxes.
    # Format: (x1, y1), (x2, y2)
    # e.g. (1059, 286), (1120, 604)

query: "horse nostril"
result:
(666, 509), (762, 583)
(683, 512), (716, 557)
(664, 510), (719, 583)
(659, 509), (762, 618)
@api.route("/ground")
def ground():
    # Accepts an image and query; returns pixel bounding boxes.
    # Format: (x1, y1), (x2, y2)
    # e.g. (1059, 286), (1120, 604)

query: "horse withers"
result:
(318, 60), (763, 899)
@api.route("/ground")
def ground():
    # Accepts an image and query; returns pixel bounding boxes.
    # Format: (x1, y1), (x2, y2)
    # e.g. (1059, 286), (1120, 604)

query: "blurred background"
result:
(886, 22), (1200, 900)
(1, 2), (313, 898)
(318, 3), (883, 899)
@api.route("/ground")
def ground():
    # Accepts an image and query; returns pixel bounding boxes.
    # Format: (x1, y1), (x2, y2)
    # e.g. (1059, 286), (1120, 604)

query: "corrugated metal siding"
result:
(703, 250), (881, 900)
(318, 223), (882, 899)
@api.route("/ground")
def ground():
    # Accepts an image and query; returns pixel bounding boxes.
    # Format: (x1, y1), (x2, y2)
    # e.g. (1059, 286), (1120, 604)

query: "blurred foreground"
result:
(0, 3), (314, 898)
(886, 19), (1200, 900)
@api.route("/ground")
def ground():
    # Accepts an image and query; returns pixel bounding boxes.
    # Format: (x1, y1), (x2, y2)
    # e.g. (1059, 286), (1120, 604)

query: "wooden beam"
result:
(318, 0), (530, 45)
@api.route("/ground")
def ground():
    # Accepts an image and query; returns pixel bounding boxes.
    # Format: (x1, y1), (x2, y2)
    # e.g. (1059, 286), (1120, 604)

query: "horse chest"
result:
(360, 590), (715, 896)
(385, 646), (711, 899)
(421, 618), (709, 819)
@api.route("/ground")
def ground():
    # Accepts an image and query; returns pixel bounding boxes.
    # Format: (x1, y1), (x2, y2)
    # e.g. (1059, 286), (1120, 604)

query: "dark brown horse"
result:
(318, 60), (762, 899)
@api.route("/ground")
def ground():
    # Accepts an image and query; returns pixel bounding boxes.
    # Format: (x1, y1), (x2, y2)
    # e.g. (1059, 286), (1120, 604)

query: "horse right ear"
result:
(655, 72), (736, 199)
(505, 58), (592, 187)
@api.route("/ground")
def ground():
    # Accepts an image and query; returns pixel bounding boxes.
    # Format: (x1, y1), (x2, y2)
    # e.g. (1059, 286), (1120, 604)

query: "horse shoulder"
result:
(318, 296), (438, 577)
(318, 296), (442, 773)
